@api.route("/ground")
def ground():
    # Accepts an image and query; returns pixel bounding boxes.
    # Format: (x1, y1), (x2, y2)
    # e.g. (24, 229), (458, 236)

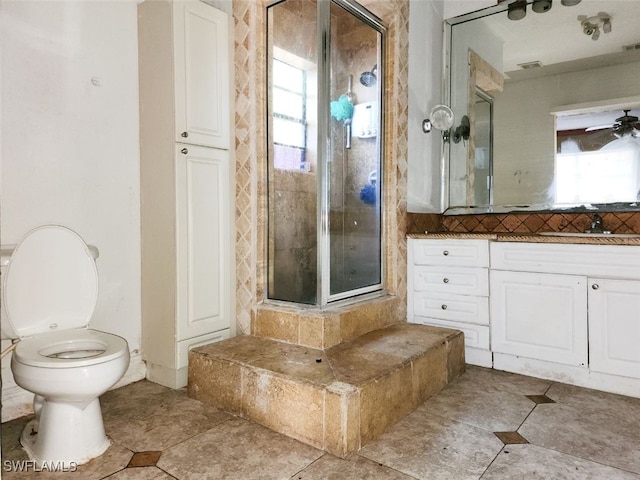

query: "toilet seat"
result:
(13, 329), (128, 369)
(2, 225), (99, 339)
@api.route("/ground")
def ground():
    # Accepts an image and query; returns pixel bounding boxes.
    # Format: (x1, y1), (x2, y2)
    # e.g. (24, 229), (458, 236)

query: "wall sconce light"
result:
(532, 0), (552, 14)
(453, 115), (470, 144)
(422, 105), (455, 142)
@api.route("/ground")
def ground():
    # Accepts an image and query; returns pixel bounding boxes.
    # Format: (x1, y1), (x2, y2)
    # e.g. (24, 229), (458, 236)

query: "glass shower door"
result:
(326, 1), (382, 301)
(266, 0), (384, 307)
(267, 0), (319, 304)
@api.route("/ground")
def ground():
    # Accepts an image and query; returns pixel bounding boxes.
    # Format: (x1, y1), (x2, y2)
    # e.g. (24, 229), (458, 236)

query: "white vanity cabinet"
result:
(408, 238), (492, 367)
(409, 236), (640, 397)
(491, 241), (640, 397)
(490, 270), (588, 367)
(139, 0), (235, 388)
(588, 278), (640, 379)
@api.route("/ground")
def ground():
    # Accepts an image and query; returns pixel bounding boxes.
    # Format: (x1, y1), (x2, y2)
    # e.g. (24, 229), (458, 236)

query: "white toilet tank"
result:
(1, 245), (18, 340)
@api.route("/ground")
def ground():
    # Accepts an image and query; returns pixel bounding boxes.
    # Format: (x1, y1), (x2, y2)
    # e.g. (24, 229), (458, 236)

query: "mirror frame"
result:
(442, 2), (640, 216)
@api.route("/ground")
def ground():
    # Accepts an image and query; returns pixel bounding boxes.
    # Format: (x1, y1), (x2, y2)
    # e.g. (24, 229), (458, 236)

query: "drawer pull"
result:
(181, 131), (189, 138)
(443, 278), (449, 284)
(592, 283), (600, 290)
(441, 304), (448, 310)
(443, 250), (449, 256)
(181, 148), (188, 154)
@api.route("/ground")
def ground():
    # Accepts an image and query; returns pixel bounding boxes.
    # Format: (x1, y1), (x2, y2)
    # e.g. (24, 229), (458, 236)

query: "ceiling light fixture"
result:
(578, 12), (612, 41)
(508, 0), (527, 20)
(532, 0), (552, 14)
(506, 0), (582, 20)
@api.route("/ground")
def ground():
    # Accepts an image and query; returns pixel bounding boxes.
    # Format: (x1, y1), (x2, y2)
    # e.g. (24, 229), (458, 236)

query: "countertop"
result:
(407, 232), (640, 246)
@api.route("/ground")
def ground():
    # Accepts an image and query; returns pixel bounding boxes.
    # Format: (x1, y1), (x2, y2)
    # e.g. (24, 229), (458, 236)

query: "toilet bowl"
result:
(2, 225), (130, 466)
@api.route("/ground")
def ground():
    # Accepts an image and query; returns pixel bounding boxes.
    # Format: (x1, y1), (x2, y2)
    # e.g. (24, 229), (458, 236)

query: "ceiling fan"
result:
(585, 110), (640, 138)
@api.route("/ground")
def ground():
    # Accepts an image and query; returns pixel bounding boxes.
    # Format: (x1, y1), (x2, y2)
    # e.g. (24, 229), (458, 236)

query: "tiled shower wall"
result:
(406, 212), (640, 235)
(232, 0), (410, 334)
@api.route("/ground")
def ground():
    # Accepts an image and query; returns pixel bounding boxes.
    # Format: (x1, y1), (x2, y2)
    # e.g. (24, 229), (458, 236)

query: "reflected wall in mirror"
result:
(446, 0), (640, 214)
(473, 89), (493, 207)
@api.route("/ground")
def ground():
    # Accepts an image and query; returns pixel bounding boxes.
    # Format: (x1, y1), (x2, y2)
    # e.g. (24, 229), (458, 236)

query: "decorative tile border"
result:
(407, 212), (640, 235)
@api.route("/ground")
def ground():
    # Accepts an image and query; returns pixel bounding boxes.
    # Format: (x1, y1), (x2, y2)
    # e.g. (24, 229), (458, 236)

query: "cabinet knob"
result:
(441, 304), (448, 310)
(592, 283), (600, 290)
(181, 131), (189, 138)
(181, 148), (188, 155)
(443, 250), (449, 256)
(443, 278), (449, 284)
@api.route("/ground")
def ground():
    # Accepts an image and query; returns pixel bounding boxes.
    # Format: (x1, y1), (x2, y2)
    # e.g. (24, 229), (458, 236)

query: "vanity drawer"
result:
(413, 266), (488, 296)
(413, 291), (489, 325)
(490, 242), (640, 279)
(411, 239), (489, 267)
(412, 316), (490, 350)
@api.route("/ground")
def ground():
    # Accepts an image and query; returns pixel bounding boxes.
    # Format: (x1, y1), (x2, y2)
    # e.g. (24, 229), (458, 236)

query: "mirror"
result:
(445, 0), (640, 214)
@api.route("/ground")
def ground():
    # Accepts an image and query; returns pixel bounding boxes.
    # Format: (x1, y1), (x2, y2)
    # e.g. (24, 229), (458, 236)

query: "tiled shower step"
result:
(188, 322), (464, 457)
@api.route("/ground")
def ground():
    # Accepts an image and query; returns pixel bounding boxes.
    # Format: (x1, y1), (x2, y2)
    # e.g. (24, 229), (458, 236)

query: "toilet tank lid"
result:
(2, 226), (99, 339)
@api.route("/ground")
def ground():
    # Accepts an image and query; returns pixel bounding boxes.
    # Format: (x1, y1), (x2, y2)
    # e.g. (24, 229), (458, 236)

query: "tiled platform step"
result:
(188, 323), (465, 458)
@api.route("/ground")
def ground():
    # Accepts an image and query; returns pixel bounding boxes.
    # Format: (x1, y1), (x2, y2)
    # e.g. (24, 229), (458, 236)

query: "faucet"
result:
(586, 213), (610, 234)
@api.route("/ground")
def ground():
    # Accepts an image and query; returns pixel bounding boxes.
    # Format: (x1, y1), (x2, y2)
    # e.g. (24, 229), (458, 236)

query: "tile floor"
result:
(3, 365), (640, 479)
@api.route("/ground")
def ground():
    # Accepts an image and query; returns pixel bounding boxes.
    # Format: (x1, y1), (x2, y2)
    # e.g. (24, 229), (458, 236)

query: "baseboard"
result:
(1, 352), (147, 423)
(465, 348), (493, 368)
(145, 362), (187, 390)
(1, 384), (33, 423)
(113, 352), (146, 390)
(493, 353), (640, 399)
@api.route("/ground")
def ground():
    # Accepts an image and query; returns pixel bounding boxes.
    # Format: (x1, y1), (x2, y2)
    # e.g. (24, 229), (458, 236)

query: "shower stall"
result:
(266, 0), (385, 306)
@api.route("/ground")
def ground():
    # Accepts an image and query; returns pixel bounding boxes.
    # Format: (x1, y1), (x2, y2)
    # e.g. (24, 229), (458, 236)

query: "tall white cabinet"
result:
(138, 0), (235, 388)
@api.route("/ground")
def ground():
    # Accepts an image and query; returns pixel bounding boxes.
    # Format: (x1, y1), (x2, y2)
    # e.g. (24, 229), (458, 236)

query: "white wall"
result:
(493, 61), (640, 206)
(203, 0), (232, 15)
(407, 0), (445, 213)
(1, 0), (143, 421)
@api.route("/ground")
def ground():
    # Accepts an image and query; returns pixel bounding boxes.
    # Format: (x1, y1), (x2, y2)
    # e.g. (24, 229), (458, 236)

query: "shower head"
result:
(359, 64), (377, 87)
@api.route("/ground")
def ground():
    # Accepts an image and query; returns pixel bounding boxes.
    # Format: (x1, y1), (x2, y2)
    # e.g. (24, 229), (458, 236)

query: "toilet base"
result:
(20, 396), (111, 467)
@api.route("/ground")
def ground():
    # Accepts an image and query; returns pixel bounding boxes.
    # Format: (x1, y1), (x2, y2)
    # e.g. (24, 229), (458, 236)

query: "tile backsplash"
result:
(406, 212), (640, 235)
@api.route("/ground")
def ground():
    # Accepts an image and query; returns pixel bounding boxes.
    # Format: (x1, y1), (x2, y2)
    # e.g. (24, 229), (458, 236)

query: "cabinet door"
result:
(173, 1), (230, 149)
(589, 278), (640, 379)
(175, 144), (231, 340)
(491, 270), (588, 367)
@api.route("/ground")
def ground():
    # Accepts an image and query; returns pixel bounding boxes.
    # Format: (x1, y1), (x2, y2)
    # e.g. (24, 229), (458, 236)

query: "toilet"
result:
(1, 225), (130, 466)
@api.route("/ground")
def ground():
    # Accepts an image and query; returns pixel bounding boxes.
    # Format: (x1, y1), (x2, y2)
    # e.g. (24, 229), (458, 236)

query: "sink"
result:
(538, 232), (640, 238)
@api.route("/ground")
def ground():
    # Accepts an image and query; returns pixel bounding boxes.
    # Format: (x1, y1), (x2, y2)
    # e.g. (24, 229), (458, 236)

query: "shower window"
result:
(266, 0), (385, 306)
(272, 58), (308, 171)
